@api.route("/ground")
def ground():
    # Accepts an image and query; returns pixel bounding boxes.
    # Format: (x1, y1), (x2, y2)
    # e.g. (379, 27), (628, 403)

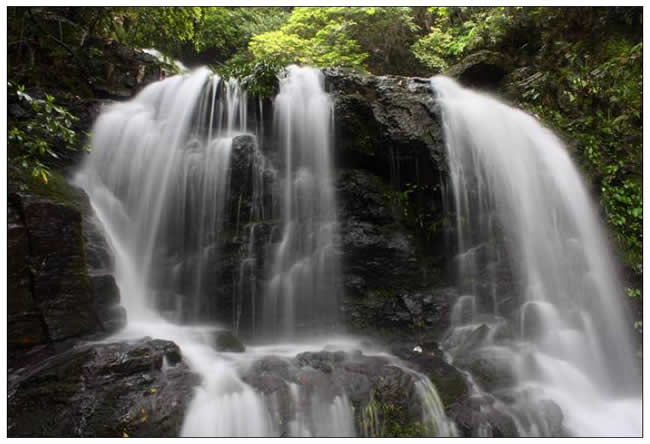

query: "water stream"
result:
(264, 66), (341, 336)
(432, 76), (641, 437)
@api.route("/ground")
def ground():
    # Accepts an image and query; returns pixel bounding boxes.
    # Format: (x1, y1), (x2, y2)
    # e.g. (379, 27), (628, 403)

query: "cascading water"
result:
(76, 67), (248, 321)
(264, 66), (341, 336)
(74, 65), (453, 437)
(75, 68), (275, 437)
(431, 76), (641, 437)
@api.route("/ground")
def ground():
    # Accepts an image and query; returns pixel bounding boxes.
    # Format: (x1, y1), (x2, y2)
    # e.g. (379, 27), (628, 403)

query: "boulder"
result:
(8, 338), (199, 437)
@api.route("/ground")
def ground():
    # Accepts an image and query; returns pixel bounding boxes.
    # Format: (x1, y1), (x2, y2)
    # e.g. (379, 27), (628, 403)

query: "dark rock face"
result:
(8, 169), (127, 369)
(337, 169), (421, 291)
(324, 69), (445, 181)
(8, 200), (49, 351)
(336, 168), (450, 339)
(14, 192), (98, 343)
(8, 338), (199, 437)
(321, 69), (454, 343)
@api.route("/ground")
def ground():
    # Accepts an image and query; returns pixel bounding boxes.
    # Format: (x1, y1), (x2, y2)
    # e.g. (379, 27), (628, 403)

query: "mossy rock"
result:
(8, 165), (90, 214)
(359, 390), (426, 438)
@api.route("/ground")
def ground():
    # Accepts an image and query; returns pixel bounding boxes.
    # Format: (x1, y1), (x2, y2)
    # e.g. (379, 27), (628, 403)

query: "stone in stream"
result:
(8, 338), (199, 437)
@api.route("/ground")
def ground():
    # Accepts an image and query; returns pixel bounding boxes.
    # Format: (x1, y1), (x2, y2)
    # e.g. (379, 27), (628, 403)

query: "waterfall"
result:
(432, 76), (641, 437)
(70, 65), (464, 438)
(74, 68), (275, 437)
(264, 65), (342, 336)
(75, 68), (252, 322)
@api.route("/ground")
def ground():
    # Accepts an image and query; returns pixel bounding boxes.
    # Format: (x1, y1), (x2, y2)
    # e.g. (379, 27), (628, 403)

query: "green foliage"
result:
(120, 7), (202, 56)
(218, 53), (286, 98)
(411, 8), (473, 71)
(411, 7), (513, 71)
(8, 7), (290, 81)
(522, 39), (642, 277)
(8, 81), (80, 183)
(360, 390), (426, 437)
(248, 7), (425, 74)
(249, 8), (370, 71)
(193, 7), (289, 61)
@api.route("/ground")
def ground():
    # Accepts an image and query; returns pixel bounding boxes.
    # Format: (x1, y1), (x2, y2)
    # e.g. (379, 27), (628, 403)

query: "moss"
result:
(383, 408), (425, 437)
(358, 389), (426, 438)
(381, 401), (425, 437)
(9, 165), (90, 214)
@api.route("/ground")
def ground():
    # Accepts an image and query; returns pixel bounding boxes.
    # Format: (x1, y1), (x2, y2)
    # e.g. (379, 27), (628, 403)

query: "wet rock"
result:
(8, 338), (199, 437)
(447, 395), (517, 437)
(8, 168), (128, 370)
(243, 348), (434, 437)
(324, 69), (445, 178)
(337, 169), (450, 338)
(100, 305), (127, 333)
(18, 194), (98, 342)
(91, 274), (120, 307)
(90, 273), (126, 334)
(229, 134), (257, 213)
(83, 210), (127, 335)
(391, 346), (469, 410)
(455, 351), (516, 393)
(296, 351), (346, 374)
(7, 312), (49, 353)
(8, 198), (49, 351)
(214, 330), (246, 353)
(83, 213), (115, 272)
(228, 134), (275, 226)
